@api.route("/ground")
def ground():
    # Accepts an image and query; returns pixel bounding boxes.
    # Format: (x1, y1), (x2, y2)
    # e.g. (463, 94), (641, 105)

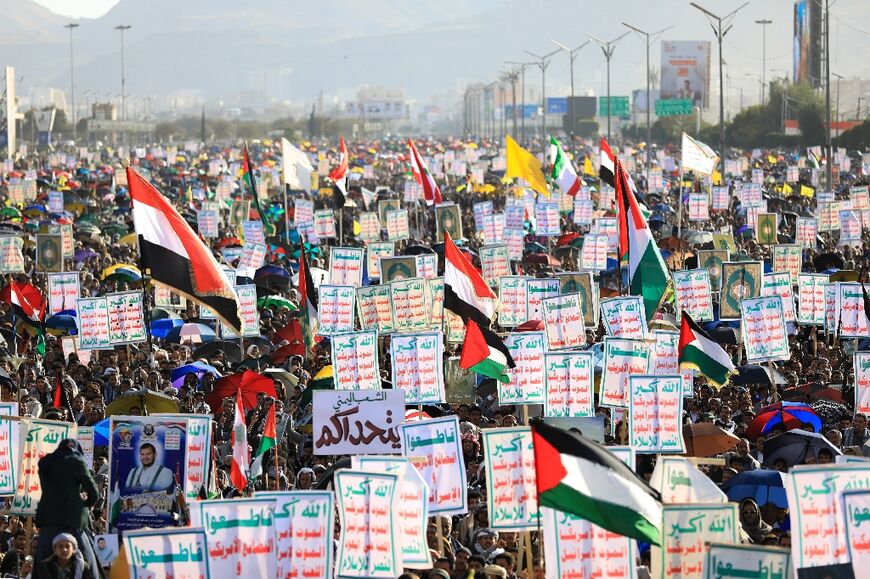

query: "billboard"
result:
(660, 41), (710, 110)
(794, 0), (822, 88)
(342, 100), (407, 119)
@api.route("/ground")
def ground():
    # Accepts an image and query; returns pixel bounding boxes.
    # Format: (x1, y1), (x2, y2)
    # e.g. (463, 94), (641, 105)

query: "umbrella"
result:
(762, 429), (842, 468)
(101, 263), (142, 283)
(45, 314), (78, 336)
(163, 323), (216, 344)
(192, 340), (244, 364)
(403, 245), (435, 256)
(255, 265), (291, 288)
(257, 295), (296, 310)
(731, 365), (787, 386)
(171, 361), (222, 388)
(150, 308), (181, 321)
(105, 389), (180, 416)
(209, 370), (277, 414)
(810, 400), (850, 429)
(649, 319), (678, 332)
(150, 317), (183, 339)
(103, 222), (128, 236)
(74, 248), (99, 262)
(118, 232), (138, 247)
(682, 423), (740, 457)
(721, 469), (787, 509)
(683, 230), (714, 245)
(708, 327), (739, 345)
(746, 402), (823, 440)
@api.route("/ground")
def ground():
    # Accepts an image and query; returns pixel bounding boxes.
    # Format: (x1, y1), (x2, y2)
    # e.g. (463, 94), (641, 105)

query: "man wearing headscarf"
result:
(35, 439), (101, 576)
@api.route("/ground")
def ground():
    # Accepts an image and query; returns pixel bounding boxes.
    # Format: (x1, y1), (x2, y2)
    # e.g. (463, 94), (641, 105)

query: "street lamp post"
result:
(502, 67), (520, 137)
(755, 19), (773, 105)
(550, 39), (590, 140)
(524, 48), (560, 142)
(690, 1), (749, 176)
(64, 23), (79, 140)
(622, 23), (673, 188)
(505, 62), (532, 141)
(115, 25), (131, 120)
(587, 31), (631, 144)
(832, 72), (844, 145)
(824, 0), (833, 190)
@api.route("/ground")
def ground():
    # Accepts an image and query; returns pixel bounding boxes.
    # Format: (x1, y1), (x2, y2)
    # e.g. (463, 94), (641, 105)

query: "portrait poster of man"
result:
(108, 416), (188, 532)
(435, 203), (463, 242)
(378, 198), (401, 223)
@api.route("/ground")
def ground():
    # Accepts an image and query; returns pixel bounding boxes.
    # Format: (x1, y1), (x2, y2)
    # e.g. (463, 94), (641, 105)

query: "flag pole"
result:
(677, 160), (684, 240)
(125, 162), (154, 360)
(521, 403), (535, 578)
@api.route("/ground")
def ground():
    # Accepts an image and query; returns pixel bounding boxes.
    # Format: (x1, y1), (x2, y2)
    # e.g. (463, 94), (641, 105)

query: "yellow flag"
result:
(505, 135), (549, 197)
(583, 156), (595, 176)
(800, 184), (815, 198)
(712, 170), (722, 185)
(782, 182), (793, 195)
(768, 155), (778, 164)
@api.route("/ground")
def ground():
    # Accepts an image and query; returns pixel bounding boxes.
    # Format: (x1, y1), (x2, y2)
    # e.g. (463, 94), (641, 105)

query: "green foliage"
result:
(838, 120), (870, 150)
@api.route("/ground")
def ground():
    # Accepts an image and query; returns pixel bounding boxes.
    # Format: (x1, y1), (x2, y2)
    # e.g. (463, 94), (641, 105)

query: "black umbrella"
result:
(813, 252), (845, 271)
(708, 327), (739, 345)
(731, 365), (787, 386)
(403, 244), (435, 256)
(192, 340), (243, 364)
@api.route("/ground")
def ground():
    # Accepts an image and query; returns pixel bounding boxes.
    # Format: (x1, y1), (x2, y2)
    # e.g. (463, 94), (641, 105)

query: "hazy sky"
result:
(35, 0), (117, 18)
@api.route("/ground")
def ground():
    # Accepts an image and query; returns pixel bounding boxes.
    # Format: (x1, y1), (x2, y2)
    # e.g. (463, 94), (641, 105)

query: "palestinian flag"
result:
(615, 158), (671, 321)
(128, 167), (242, 332)
(549, 137), (581, 196)
(230, 389), (249, 490)
(1, 282), (46, 324)
(242, 143), (269, 229)
(408, 138), (443, 205)
(599, 136), (639, 196)
(532, 421), (662, 545)
(297, 243), (318, 356)
(678, 312), (736, 387)
(257, 403), (277, 455)
(443, 231), (514, 382)
(328, 137), (349, 201)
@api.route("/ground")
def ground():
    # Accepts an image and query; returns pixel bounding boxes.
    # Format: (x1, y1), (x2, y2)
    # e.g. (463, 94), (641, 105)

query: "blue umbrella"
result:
(722, 469), (787, 509)
(45, 314), (78, 335)
(163, 323), (217, 344)
(171, 361), (222, 388)
(93, 418), (111, 446)
(149, 317), (184, 339)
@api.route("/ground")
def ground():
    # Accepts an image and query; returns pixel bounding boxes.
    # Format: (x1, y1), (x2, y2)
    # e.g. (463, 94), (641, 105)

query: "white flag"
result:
(681, 132), (719, 175)
(281, 137), (313, 193)
(650, 456), (729, 504)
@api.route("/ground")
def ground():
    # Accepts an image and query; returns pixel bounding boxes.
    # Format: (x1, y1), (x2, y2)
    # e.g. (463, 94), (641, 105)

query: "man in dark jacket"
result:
(34, 439), (101, 577)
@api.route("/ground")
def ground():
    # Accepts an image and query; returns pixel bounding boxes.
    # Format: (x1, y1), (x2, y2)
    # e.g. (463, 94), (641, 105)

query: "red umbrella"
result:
(209, 370), (276, 414)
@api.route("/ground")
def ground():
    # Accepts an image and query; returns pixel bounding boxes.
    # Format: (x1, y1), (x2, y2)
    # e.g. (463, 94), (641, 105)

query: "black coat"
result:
(33, 555), (95, 579)
(35, 440), (99, 530)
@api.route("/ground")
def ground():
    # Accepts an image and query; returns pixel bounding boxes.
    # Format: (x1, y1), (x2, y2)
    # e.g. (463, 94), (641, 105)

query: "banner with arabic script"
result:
(12, 418), (75, 515)
(0, 403), (19, 496)
(125, 527), (211, 579)
(313, 390), (403, 456)
(703, 543), (791, 579)
(400, 415), (467, 515)
(600, 337), (654, 408)
(329, 247), (364, 287)
(672, 270), (714, 322)
(629, 375), (685, 454)
(498, 276), (530, 328)
(256, 491), (334, 579)
(784, 464), (870, 570)
(390, 332), (445, 404)
(838, 283), (870, 338)
(331, 331), (380, 390)
(501, 332), (547, 404)
(352, 456), (431, 568)
(541, 293), (586, 350)
(740, 296), (789, 363)
(191, 497), (277, 578)
(762, 272), (796, 323)
(653, 503), (738, 578)
(0, 237), (24, 273)
(542, 447), (635, 578)
(108, 416), (188, 531)
(154, 413), (211, 500)
(318, 285), (356, 336)
(600, 296), (649, 339)
(335, 470), (401, 578)
(543, 351), (594, 417)
(842, 489), (870, 577)
(482, 427), (540, 530)
(47, 272), (80, 315)
(797, 273), (828, 326)
(854, 353), (870, 415)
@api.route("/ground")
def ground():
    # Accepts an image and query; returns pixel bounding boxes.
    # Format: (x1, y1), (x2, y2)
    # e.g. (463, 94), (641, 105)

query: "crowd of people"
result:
(0, 135), (865, 578)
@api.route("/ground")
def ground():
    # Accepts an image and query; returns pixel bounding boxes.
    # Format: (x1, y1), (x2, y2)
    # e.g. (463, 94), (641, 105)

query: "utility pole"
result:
(502, 67), (520, 137)
(115, 25), (131, 120)
(588, 31), (631, 144)
(622, 23), (673, 188)
(505, 62), (532, 141)
(832, 72), (843, 146)
(64, 23), (79, 140)
(755, 19), (773, 105)
(524, 48), (560, 142)
(550, 39), (590, 140)
(690, 1), (749, 176)
(824, 0), (832, 190)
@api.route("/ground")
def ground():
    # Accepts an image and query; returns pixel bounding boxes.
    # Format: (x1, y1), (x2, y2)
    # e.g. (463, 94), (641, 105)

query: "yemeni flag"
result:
(0, 282), (45, 324)
(128, 166), (242, 332)
(614, 158), (671, 321)
(443, 231), (514, 382)
(242, 143), (269, 230)
(678, 311), (736, 387)
(297, 243), (319, 356)
(599, 136), (639, 196)
(328, 137), (349, 201)
(549, 137), (581, 196)
(532, 421), (663, 545)
(408, 138), (443, 205)
(230, 389), (249, 490)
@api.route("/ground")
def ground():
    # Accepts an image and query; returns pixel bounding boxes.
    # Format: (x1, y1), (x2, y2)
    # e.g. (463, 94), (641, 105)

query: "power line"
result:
(724, 39), (792, 63)
(833, 14), (870, 36)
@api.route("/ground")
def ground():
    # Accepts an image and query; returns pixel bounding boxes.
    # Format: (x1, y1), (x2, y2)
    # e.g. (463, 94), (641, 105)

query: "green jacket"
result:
(35, 441), (99, 530)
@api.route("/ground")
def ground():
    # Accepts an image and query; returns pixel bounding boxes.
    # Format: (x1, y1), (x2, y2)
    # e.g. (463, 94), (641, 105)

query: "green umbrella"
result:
(103, 222), (128, 236)
(257, 295), (297, 310)
(0, 207), (21, 218)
